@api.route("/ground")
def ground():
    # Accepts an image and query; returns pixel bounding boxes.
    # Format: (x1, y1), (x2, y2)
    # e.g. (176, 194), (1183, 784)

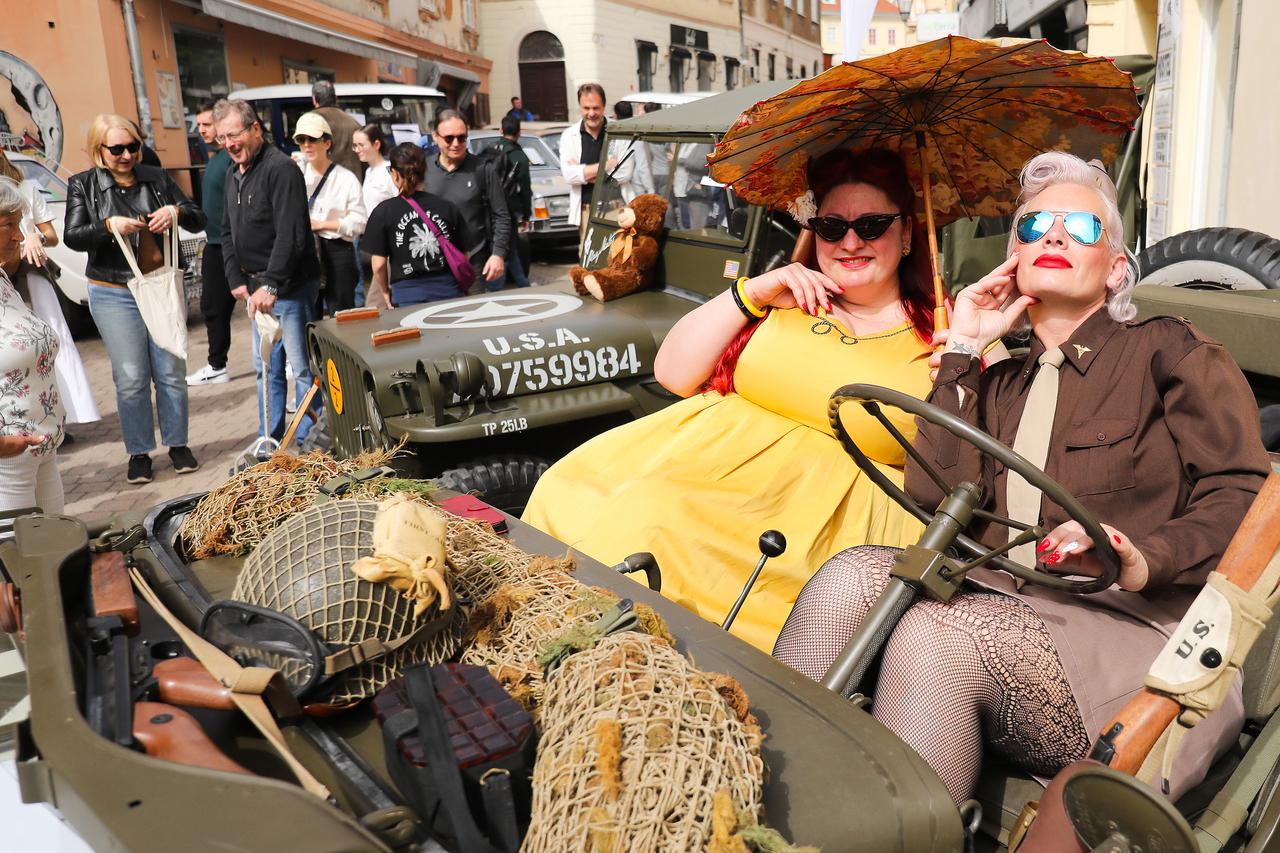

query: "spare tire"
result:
(436, 455), (551, 515)
(1137, 227), (1280, 290)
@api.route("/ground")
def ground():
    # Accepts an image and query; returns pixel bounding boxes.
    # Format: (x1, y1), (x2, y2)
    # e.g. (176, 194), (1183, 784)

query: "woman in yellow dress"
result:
(523, 149), (937, 652)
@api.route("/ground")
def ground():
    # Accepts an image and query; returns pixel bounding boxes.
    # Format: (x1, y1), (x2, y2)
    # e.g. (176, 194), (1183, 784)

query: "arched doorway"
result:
(517, 31), (568, 122)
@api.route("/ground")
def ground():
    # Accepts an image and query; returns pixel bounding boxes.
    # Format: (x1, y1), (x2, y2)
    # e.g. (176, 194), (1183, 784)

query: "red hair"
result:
(707, 149), (935, 395)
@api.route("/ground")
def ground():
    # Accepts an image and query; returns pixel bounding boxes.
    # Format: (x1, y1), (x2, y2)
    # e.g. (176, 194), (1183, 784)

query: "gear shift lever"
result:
(722, 531), (787, 631)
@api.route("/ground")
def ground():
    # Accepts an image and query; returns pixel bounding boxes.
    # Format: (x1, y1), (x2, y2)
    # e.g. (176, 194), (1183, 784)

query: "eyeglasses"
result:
(807, 213), (903, 243)
(1015, 210), (1106, 246)
(293, 134), (322, 145)
(438, 133), (467, 145)
(102, 141), (142, 156)
(214, 126), (252, 145)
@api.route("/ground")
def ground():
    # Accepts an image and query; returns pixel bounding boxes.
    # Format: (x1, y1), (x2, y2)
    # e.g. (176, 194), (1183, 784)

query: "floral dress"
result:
(0, 273), (63, 455)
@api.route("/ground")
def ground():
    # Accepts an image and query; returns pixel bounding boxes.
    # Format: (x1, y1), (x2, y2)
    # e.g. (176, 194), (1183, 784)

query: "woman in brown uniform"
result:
(773, 151), (1270, 803)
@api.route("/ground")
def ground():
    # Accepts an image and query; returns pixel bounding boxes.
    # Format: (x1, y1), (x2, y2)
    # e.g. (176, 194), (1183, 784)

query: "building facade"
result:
(1, 0), (491, 176)
(740, 0), (824, 85)
(821, 0), (960, 65)
(479, 0), (743, 122)
(959, 0), (1275, 245)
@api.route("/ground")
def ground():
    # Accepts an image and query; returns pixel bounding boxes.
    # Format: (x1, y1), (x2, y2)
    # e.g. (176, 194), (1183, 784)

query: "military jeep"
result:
(306, 81), (801, 512)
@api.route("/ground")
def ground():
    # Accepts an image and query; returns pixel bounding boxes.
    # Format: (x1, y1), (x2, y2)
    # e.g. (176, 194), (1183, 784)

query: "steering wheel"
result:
(828, 384), (1120, 594)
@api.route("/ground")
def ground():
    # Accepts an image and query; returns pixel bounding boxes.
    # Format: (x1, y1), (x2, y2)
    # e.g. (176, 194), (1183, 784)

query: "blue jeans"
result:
(88, 283), (188, 456)
(249, 284), (317, 443)
(392, 273), (459, 307)
(353, 236), (366, 307)
(492, 226), (528, 291)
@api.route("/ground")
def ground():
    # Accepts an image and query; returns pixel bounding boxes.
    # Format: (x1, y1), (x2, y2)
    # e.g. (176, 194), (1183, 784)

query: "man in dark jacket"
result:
(310, 80), (363, 179)
(187, 100), (234, 386)
(213, 98), (320, 444)
(424, 109), (510, 292)
(489, 114), (532, 289)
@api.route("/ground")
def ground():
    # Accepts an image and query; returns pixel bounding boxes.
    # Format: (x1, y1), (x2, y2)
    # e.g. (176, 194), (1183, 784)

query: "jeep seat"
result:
(974, 598), (1280, 845)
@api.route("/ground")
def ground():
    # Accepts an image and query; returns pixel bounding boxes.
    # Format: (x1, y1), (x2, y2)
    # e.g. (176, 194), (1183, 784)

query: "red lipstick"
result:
(1034, 253), (1072, 269)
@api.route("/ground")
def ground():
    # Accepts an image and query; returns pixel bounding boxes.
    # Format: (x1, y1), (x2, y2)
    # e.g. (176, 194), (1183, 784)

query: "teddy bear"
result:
(569, 194), (668, 302)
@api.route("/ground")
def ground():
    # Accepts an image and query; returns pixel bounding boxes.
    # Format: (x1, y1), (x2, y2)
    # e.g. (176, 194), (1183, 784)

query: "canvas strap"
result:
(110, 217), (177, 281)
(128, 565), (331, 799)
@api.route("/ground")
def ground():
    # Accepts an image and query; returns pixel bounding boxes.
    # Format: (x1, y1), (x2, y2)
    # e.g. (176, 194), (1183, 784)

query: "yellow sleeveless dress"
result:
(522, 307), (933, 652)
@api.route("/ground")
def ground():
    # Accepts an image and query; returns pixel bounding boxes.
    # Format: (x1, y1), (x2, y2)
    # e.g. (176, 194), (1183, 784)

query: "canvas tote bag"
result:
(111, 223), (187, 360)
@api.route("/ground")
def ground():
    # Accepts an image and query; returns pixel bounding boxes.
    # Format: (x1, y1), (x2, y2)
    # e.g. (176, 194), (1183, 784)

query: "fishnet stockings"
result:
(773, 546), (1090, 802)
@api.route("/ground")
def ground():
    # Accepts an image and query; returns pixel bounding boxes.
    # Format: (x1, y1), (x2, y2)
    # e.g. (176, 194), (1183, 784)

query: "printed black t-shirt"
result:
(363, 192), (465, 283)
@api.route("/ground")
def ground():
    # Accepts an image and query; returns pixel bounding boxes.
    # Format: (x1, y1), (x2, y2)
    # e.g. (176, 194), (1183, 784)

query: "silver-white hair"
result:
(0, 177), (24, 219)
(1007, 151), (1139, 322)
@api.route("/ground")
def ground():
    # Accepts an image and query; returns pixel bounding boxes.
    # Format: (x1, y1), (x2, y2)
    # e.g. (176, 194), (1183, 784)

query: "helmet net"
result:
(522, 633), (764, 852)
(233, 500), (462, 703)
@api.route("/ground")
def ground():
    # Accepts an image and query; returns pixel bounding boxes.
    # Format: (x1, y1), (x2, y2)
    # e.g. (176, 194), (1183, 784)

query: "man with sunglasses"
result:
(212, 98), (321, 446)
(422, 109), (509, 290)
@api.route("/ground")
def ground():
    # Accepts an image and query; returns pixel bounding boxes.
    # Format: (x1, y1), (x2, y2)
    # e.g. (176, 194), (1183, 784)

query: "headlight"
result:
(532, 195), (549, 220)
(547, 196), (570, 216)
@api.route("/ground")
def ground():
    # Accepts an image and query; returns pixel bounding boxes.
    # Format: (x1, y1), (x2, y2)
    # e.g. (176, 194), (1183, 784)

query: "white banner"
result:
(839, 0), (879, 64)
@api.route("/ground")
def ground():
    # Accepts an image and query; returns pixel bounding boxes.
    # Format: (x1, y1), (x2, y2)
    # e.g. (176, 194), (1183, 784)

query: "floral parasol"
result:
(709, 36), (1139, 222)
(707, 37), (1141, 325)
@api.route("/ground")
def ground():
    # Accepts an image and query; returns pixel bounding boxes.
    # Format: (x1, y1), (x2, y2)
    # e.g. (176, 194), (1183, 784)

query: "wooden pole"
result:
(914, 130), (948, 331)
(791, 228), (814, 264)
(1089, 472), (1280, 773)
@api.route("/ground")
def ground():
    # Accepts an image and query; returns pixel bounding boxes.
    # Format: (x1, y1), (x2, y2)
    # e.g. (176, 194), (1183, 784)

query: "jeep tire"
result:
(436, 455), (551, 515)
(1137, 227), (1280, 290)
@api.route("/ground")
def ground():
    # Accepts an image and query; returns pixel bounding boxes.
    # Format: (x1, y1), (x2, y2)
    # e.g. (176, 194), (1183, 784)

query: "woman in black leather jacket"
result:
(64, 114), (206, 485)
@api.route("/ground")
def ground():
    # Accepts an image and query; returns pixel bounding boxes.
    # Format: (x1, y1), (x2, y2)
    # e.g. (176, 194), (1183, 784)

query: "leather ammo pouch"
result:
(373, 663), (536, 853)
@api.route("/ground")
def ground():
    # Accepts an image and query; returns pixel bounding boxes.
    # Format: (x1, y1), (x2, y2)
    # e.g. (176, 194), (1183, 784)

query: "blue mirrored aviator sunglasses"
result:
(1015, 210), (1105, 246)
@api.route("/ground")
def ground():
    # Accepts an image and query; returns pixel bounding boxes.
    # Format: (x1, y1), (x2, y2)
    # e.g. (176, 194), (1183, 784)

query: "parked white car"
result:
(9, 152), (206, 338)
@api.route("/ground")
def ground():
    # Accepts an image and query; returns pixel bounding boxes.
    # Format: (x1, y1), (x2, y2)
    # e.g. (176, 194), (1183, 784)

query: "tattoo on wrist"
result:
(947, 341), (981, 358)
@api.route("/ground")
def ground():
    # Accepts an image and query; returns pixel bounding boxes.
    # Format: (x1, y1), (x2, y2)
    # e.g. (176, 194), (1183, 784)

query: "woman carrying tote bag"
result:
(64, 114), (206, 485)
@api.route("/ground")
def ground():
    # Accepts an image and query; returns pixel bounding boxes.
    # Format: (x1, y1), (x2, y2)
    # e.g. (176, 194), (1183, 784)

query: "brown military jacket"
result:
(908, 307), (1269, 796)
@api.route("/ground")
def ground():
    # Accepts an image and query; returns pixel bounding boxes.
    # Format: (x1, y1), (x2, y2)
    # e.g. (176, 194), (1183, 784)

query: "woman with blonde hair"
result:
(64, 114), (205, 485)
(774, 150), (1268, 803)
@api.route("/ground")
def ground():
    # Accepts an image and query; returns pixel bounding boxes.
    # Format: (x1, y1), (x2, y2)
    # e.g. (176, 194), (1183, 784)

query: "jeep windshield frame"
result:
(589, 132), (749, 251)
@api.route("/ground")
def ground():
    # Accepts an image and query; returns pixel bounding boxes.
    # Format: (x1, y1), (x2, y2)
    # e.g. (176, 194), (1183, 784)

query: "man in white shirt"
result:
(560, 83), (620, 250)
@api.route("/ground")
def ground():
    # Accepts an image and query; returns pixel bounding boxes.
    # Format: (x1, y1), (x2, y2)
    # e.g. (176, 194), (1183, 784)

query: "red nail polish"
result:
(1045, 552), (1062, 565)
(1112, 534), (1122, 545)
(1036, 538), (1052, 554)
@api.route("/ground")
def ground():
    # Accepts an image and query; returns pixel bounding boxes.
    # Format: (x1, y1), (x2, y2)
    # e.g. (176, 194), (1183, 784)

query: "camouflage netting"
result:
(178, 448), (420, 559)
(521, 633), (765, 853)
(459, 568), (674, 717)
(233, 500), (462, 704)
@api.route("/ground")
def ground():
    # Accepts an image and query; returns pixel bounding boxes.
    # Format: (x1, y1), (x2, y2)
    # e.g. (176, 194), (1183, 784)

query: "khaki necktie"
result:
(1007, 346), (1066, 566)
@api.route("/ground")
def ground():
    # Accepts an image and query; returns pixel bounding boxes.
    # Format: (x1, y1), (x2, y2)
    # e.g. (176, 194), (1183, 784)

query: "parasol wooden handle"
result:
(1091, 471), (1280, 772)
(791, 228), (814, 264)
(914, 131), (948, 333)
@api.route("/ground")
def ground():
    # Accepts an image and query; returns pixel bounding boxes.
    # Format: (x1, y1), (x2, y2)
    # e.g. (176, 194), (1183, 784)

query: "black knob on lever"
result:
(614, 552), (662, 593)
(722, 530), (787, 631)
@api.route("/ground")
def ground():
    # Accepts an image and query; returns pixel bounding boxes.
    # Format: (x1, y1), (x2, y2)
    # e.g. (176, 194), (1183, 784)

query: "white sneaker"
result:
(186, 364), (229, 386)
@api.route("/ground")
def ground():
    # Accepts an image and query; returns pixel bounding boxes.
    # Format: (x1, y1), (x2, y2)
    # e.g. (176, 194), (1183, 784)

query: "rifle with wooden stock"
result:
(1020, 471), (1280, 851)
(87, 550), (247, 774)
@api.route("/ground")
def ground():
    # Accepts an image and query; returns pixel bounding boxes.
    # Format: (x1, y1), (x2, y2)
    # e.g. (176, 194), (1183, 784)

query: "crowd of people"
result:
(0, 71), (1268, 814)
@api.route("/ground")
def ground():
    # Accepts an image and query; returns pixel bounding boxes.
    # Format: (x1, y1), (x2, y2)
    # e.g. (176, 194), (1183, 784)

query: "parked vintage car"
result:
(232, 83), (448, 157)
(466, 128), (576, 247)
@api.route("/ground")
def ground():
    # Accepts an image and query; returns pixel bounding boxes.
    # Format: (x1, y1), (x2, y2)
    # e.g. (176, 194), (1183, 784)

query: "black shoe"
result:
(127, 454), (153, 484)
(169, 446), (200, 474)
